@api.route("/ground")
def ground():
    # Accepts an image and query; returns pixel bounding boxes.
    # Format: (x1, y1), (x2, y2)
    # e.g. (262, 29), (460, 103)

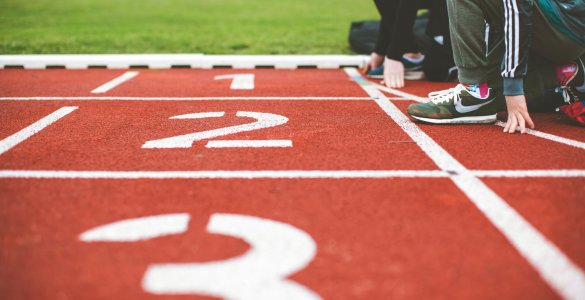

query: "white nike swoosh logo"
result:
(455, 99), (494, 113)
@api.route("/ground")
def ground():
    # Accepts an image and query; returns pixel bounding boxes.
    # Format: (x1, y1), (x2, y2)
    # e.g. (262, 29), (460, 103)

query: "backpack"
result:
(560, 101), (585, 126)
(348, 13), (430, 55)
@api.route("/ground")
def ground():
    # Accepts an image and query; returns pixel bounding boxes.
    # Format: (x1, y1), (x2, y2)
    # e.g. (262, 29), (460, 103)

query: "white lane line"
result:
(0, 169), (584, 179)
(345, 68), (585, 300)
(495, 121), (585, 151)
(91, 71), (139, 94)
(473, 169), (585, 178)
(206, 140), (292, 148)
(0, 106), (78, 156)
(0, 96), (370, 101)
(0, 170), (448, 179)
(368, 81), (429, 103)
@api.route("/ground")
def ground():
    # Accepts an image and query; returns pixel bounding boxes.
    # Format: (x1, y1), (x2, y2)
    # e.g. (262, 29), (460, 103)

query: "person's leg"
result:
(427, 0), (449, 38)
(373, 0), (400, 56)
(447, 0), (499, 85)
(405, 0), (502, 124)
(408, 0), (585, 123)
(437, 0), (507, 110)
(454, 0), (584, 110)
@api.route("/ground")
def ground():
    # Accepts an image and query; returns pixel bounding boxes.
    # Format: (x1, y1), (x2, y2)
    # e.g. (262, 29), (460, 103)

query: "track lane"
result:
(0, 101), (438, 171)
(0, 69), (367, 98)
(393, 102), (585, 170)
(0, 69), (132, 97)
(0, 179), (560, 300)
(497, 113), (585, 144)
(0, 102), (73, 141)
(483, 178), (585, 270)
(102, 69), (367, 97)
(1, 68), (584, 300)
(346, 69), (585, 299)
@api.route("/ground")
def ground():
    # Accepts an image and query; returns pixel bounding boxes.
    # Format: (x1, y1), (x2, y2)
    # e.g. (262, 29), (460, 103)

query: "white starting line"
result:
(0, 96), (373, 101)
(0, 169), (584, 179)
(494, 121), (585, 150)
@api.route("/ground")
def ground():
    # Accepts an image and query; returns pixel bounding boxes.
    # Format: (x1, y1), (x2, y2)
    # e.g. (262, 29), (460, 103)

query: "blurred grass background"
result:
(0, 0), (378, 54)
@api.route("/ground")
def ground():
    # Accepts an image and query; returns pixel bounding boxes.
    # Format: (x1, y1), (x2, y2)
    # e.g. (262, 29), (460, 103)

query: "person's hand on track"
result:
(363, 52), (385, 74)
(503, 95), (535, 134)
(381, 58), (405, 88)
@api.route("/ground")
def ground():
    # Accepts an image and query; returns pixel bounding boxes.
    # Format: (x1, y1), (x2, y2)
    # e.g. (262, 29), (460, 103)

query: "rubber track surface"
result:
(0, 69), (583, 300)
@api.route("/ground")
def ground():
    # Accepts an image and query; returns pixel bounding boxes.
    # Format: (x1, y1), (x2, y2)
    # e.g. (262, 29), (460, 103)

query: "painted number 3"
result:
(142, 111), (293, 149)
(80, 213), (320, 300)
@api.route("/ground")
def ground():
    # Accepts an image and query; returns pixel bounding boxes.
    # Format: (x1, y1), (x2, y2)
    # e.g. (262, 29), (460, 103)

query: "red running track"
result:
(0, 68), (584, 300)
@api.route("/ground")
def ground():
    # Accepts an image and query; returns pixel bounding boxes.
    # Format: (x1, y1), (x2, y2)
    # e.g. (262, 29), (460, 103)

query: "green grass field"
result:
(0, 0), (378, 55)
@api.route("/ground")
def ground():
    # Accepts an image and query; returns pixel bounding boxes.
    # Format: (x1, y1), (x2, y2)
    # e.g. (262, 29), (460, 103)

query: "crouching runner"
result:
(407, 0), (585, 133)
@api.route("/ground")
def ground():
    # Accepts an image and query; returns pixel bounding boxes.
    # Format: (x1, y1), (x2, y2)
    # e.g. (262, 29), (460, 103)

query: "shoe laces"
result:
(561, 87), (581, 104)
(428, 84), (465, 104)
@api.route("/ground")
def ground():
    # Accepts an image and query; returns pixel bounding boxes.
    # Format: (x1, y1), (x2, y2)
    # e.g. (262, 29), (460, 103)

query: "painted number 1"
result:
(215, 74), (255, 90)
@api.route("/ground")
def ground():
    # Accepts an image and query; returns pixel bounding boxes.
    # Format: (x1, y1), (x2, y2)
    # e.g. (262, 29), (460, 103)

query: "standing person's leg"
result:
(406, 0), (505, 124)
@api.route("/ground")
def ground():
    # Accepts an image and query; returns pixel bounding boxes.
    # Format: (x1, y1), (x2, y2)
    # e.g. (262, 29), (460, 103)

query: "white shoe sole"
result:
(410, 114), (497, 124)
(404, 71), (425, 80)
(367, 71), (425, 80)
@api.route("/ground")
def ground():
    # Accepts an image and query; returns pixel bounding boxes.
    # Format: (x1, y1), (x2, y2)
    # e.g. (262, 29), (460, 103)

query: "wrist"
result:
(503, 78), (524, 96)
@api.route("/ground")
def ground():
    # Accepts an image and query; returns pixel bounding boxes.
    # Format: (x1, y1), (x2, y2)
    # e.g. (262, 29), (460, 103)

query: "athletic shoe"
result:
(402, 55), (425, 80)
(407, 84), (497, 124)
(366, 55), (425, 80)
(366, 65), (385, 78)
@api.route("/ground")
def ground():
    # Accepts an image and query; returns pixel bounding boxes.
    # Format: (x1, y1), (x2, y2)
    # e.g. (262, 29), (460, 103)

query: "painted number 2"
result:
(80, 213), (320, 300)
(142, 111), (292, 149)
